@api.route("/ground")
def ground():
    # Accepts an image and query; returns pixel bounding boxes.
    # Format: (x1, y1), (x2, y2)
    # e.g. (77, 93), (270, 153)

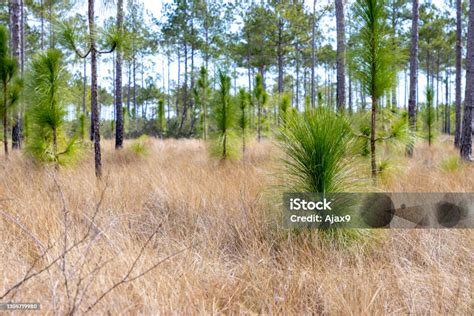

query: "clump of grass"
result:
(128, 135), (150, 157)
(440, 155), (461, 172)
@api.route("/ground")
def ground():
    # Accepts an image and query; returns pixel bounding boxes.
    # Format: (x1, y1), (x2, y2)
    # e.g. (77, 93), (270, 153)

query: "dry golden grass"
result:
(0, 137), (473, 314)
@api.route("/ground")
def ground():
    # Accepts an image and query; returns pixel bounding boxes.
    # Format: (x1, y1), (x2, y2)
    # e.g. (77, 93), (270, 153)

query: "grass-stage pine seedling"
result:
(279, 107), (369, 245)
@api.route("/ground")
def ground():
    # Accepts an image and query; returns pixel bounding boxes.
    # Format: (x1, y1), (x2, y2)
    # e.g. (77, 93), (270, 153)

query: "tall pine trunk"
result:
(455, 0), (462, 147)
(115, 0), (124, 149)
(310, 0), (317, 108)
(89, 0), (102, 177)
(11, 0), (21, 150)
(407, 0), (419, 157)
(460, 0), (474, 160)
(3, 83), (8, 157)
(335, 0), (345, 112)
(370, 96), (377, 179)
(277, 17), (284, 95)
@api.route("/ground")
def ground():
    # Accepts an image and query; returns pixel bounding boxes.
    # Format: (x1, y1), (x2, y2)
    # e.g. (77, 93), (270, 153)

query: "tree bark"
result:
(295, 43), (300, 110)
(89, 0), (102, 177)
(371, 96), (377, 179)
(460, 0), (474, 160)
(277, 17), (284, 95)
(335, 0), (345, 112)
(3, 84), (8, 158)
(82, 55), (87, 115)
(11, 0), (21, 150)
(455, 0), (462, 147)
(407, 0), (418, 157)
(310, 0), (317, 108)
(115, 0), (124, 149)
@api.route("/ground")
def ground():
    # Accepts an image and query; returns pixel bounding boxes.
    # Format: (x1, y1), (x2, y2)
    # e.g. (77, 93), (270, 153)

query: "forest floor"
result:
(0, 137), (473, 314)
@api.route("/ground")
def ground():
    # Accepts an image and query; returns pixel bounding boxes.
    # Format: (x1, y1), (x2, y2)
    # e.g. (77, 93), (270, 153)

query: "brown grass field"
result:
(0, 137), (473, 314)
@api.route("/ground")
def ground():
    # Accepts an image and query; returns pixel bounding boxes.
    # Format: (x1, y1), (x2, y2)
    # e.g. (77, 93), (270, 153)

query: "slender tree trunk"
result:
(11, 0), (21, 150)
(370, 96), (377, 179)
(295, 44), (300, 110)
(348, 68), (353, 113)
(3, 84), (8, 158)
(48, 0), (53, 48)
(311, 0), (317, 108)
(89, 0), (102, 178)
(277, 17), (284, 94)
(460, 0), (474, 160)
(176, 48), (180, 119)
(446, 70), (450, 134)
(40, 0), (44, 49)
(455, 0), (463, 147)
(335, 0), (345, 111)
(115, 0), (124, 149)
(257, 100), (261, 142)
(436, 54), (440, 111)
(133, 54), (137, 126)
(407, 0), (419, 157)
(179, 42), (188, 132)
(20, 0), (24, 74)
(404, 68), (407, 109)
(167, 52), (171, 120)
(127, 61), (131, 114)
(82, 58), (87, 114)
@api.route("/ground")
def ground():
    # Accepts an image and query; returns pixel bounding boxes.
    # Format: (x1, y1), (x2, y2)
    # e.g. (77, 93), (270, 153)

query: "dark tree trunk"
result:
(11, 0), (21, 150)
(167, 53), (171, 120)
(455, 0), (462, 147)
(460, 0), (474, 160)
(133, 54), (136, 123)
(176, 48), (180, 119)
(3, 84), (8, 158)
(82, 57), (87, 115)
(295, 43), (300, 110)
(115, 0), (124, 149)
(335, 0), (345, 112)
(277, 17), (284, 94)
(445, 69), (451, 134)
(179, 42), (188, 132)
(370, 96), (377, 179)
(89, 0), (102, 178)
(40, 0), (44, 49)
(127, 61), (131, 114)
(407, 0), (419, 157)
(348, 67), (353, 113)
(310, 0), (317, 108)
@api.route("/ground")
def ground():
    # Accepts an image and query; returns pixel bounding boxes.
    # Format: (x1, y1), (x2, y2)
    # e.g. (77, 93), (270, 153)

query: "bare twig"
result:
(0, 177), (110, 300)
(84, 230), (195, 313)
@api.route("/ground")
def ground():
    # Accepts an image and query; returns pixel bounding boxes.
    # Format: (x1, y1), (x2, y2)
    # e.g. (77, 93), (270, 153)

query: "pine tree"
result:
(157, 97), (166, 139)
(26, 49), (78, 164)
(237, 88), (249, 157)
(352, 0), (400, 179)
(460, 0), (474, 160)
(424, 87), (434, 146)
(212, 70), (234, 160)
(407, 0), (419, 157)
(0, 25), (18, 158)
